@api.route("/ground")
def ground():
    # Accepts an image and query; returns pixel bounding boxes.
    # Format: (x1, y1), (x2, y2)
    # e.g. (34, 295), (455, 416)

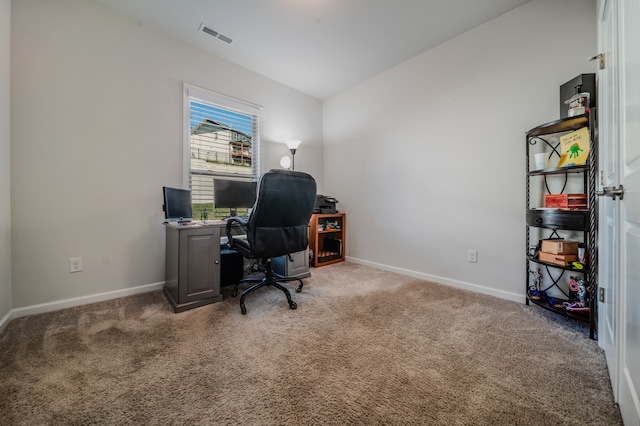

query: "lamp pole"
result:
(289, 147), (297, 170)
(285, 140), (302, 171)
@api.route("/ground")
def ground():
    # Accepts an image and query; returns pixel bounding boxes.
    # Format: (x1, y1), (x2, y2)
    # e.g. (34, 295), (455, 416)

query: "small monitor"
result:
(163, 186), (192, 222)
(213, 179), (257, 215)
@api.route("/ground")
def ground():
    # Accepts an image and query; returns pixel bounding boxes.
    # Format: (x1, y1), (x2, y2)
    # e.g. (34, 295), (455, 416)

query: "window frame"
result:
(183, 84), (262, 219)
(182, 83), (262, 189)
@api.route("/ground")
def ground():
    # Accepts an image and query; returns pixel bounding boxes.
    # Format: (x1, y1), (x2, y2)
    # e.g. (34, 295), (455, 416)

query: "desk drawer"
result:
(526, 210), (588, 230)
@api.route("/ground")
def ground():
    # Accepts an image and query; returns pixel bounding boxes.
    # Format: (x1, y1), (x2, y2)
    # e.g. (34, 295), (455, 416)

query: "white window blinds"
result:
(184, 84), (262, 219)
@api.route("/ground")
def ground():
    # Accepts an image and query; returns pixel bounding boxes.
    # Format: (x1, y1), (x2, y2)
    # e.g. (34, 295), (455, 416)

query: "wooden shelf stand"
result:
(309, 213), (345, 267)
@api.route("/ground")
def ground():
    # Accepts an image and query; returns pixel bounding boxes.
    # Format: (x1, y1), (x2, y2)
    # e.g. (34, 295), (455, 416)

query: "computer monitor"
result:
(213, 179), (257, 216)
(163, 186), (192, 222)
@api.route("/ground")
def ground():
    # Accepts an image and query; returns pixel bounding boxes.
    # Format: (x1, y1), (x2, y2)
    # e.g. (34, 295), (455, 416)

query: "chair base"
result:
(233, 259), (304, 314)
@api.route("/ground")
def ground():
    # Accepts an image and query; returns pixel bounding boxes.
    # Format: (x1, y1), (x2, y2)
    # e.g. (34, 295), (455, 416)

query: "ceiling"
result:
(90, 0), (531, 100)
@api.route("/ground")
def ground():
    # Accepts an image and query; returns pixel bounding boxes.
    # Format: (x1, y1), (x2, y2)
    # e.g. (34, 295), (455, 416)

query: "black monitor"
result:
(163, 186), (192, 222)
(213, 179), (257, 215)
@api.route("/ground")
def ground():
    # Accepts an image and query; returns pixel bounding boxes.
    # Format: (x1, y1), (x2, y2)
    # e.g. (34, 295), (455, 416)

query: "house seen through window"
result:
(185, 84), (261, 220)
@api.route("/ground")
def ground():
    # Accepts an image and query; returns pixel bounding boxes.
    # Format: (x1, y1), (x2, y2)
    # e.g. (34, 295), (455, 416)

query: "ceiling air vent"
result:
(198, 23), (233, 44)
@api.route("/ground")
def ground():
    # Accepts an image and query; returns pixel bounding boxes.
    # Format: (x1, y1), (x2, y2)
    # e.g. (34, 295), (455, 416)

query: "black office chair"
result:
(225, 169), (317, 314)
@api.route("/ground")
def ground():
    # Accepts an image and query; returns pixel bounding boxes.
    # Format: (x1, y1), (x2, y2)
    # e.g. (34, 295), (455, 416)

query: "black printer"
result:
(314, 195), (339, 214)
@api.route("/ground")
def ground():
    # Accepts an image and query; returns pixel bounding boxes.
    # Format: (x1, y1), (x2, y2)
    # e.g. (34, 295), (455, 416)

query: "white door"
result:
(617, 0), (640, 423)
(597, 0), (619, 398)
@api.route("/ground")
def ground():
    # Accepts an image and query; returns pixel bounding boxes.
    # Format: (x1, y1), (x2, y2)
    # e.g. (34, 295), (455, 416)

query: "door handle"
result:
(595, 185), (625, 200)
(588, 53), (605, 70)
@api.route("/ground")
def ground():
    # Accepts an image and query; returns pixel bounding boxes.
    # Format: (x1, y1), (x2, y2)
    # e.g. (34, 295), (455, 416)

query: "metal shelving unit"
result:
(525, 112), (598, 339)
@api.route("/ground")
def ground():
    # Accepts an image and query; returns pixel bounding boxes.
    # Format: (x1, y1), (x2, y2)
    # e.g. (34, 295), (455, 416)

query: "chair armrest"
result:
(225, 217), (247, 248)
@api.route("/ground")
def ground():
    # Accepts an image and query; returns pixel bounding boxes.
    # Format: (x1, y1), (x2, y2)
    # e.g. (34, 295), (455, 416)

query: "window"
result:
(184, 84), (262, 219)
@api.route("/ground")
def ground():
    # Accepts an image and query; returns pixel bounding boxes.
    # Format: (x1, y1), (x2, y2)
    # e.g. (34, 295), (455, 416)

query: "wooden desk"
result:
(163, 221), (226, 312)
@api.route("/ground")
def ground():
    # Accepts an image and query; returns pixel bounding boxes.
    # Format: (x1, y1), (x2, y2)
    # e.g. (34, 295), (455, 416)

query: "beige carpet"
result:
(0, 262), (621, 425)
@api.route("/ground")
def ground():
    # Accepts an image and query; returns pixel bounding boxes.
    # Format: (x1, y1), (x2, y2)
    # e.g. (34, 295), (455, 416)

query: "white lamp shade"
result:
(285, 140), (302, 150)
(280, 155), (292, 169)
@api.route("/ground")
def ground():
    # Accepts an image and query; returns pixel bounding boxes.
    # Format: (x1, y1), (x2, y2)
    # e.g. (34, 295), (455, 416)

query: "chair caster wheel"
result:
(289, 301), (297, 310)
(296, 284), (303, 293)
(240, 304), (246, 315)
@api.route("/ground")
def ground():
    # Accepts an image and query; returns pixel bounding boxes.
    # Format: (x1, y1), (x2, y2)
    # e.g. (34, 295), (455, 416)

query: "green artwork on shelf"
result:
(557, 127), (590, 167)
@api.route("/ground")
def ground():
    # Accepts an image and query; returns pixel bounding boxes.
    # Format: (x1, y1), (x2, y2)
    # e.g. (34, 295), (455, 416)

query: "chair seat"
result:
(230, 237), (251, 257)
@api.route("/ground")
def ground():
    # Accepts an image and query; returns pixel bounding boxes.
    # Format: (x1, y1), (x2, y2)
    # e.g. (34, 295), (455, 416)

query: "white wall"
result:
(323, 0), (597, 301)
(8, 0), (597, 315)
(0, 0), (11, 326)
(10, 0), (323, 309)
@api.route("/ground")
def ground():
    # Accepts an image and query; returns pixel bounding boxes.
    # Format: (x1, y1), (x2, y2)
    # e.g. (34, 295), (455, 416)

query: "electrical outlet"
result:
(467, 249), (478, 263)
(69, 257), (83, 273)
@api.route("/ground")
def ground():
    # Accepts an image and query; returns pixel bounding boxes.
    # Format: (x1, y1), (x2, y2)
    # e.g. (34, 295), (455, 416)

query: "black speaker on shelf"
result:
(560, 73), (596, 118)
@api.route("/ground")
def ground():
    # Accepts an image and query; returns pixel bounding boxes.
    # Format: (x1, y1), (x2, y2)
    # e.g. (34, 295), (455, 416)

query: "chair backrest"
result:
(246, 169), (317, 259)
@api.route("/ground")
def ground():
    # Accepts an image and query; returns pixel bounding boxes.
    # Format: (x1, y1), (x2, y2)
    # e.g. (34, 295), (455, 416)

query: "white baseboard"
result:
(1, 259), (524, 335)
(345, 256), (525, 304)
(1, 282), (165, 333)
(0, 309), (12, 336)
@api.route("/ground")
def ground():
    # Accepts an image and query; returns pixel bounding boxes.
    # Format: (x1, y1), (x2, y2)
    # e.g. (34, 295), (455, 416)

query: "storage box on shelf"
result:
(538, 251), (578, 266)
(541, 239), (579, 254)
(308, 213), (345, 267)
(525, 112), (597, 339)
(544, 193), (587, 210)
